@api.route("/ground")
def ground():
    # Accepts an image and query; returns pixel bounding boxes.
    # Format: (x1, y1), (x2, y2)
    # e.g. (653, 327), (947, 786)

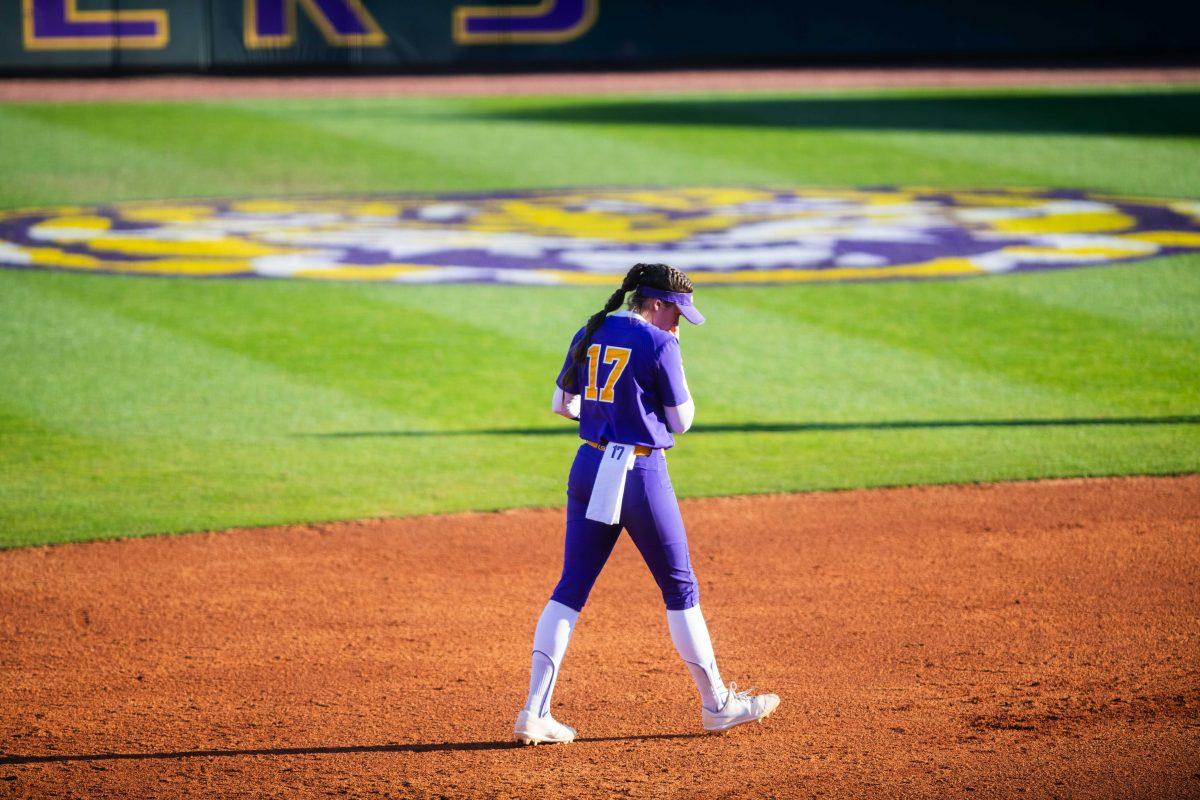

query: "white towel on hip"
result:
(585, 442), (637, 525)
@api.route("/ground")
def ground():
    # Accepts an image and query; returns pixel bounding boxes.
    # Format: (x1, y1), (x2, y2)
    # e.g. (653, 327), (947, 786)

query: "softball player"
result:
(513, 263), (780, 745)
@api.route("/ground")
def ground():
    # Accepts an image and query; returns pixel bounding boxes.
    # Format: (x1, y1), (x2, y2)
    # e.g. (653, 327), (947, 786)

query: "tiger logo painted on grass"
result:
(1, 187), (1198, 284)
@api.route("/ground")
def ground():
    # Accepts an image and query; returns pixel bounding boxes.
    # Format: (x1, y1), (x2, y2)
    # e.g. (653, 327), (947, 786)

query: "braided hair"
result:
(563, 263), (693, 393)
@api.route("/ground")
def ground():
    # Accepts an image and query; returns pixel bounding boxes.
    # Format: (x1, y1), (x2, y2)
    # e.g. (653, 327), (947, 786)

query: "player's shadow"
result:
(0, 733), (700, 765)
(459, 89), (1200, 136)
(304, 413), (1200, 439)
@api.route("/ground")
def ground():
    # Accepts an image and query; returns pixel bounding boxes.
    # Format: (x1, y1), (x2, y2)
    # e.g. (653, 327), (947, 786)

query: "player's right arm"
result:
(551, 386), (581, 420)
(551, 327), (586, 422)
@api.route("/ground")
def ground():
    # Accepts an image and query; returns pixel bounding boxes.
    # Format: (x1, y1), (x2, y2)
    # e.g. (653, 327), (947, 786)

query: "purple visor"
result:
(637, 285), (705, 325)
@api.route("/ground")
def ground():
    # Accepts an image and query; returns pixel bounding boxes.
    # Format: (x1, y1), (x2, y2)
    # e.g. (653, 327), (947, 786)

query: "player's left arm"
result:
(665, 396), (694, 434)
(655, 337), (694, 433)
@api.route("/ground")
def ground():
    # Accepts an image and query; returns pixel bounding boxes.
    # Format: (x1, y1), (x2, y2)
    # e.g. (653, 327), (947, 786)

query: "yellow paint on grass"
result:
(991, 211), (1135, 235)
(34, 215), (112, 230)
(120, 205), (218, 224)
(1124, 230), (1200, 247)
(86, 237), (297, 258)
(24, 246), (103, 269)
(694, 257), (985, 283)
(471, 201), (737, 243)
(24, 246), (246, 275)
(944, 192), (1046, 207)
(102, 258), (250, 276)
(543, 257), (985, 285)
(229, 200), (303, 214)
(343, 201), (404, 218)
(612, 188), (775, 210)
(3, 188), (1196, 286)
(292, 264), (432, 281)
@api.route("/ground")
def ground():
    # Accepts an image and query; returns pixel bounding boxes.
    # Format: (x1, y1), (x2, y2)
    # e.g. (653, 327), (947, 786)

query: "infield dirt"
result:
(1, 475), (1198, 799)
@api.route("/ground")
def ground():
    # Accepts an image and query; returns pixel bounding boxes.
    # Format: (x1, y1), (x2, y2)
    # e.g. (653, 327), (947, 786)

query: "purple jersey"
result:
(556, 311), (690, 450)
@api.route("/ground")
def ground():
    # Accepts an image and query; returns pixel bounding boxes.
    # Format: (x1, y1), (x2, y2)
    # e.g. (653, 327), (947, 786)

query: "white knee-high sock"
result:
(523, 599), (579, 718)
(667, 604), (730, 713)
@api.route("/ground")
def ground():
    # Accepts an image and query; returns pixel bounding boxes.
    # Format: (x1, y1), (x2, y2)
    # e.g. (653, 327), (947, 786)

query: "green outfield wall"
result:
(3, 0), (1200, 74)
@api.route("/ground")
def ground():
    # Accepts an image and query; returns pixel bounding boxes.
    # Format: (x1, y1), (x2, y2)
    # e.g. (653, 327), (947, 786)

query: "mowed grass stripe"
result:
(504, 108), (1047, 188)
(33, 273), (572, 430)
(0, 272), (416, 438)
(0, 271), (573, 544)
(6, 102), (487, 203)
(0, 426), (562, 547)
(725, 263), (1200, 414)
(872, 129), (1200, 198)
(674, 421), (1200, 500)
(3, 260), (1198, 546)
(256, 99), (533, 191)
(0, 107), (226, 208)
(338, 93), (1046, 190)
(680, 127), (1048, 187)
(452, 88), (1200, 192)
(982, 255), (1200, 337)
(686, 291), (1114, 424)
(6, 87), (1195, 208)
(356, 281), (598, 353)
(268, 99), (788, 189)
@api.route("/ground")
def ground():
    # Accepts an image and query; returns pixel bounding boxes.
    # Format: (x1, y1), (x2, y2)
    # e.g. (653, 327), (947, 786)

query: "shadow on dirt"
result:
(0, 732), (702, 764)
(301, 413), (1200, 439)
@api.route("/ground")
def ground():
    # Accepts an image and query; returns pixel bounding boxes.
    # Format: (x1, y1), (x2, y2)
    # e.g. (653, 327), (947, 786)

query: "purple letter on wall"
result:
(245, 0), (386, 48)
(454, 0), (598, 44)
(23, 0), (169, 50)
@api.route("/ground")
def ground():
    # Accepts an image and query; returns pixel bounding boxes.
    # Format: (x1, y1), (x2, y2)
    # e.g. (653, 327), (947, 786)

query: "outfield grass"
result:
(1, 85), (1198, 546)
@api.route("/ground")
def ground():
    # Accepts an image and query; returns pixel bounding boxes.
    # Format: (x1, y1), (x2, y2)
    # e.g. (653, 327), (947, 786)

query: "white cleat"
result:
(513, 709), (577, 745)
(702, 682), (781, 733)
